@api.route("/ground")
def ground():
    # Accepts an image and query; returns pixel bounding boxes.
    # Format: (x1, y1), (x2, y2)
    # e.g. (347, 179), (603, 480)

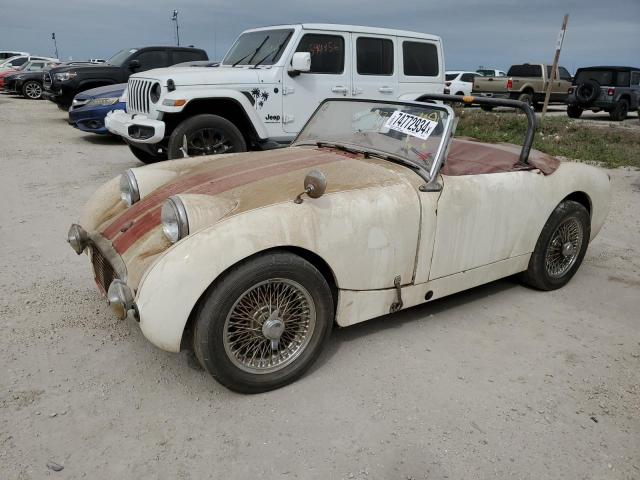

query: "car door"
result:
(459, 72), (478, 95)
(428, 170), (545, 280)
(282, 31), (351, 134)
(351, 33), (397, 99)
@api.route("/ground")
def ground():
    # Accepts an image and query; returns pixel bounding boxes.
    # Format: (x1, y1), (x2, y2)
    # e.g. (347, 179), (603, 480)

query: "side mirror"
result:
(127, 59), (141, 71)
(289, 52), (311, 76)
(294, 170), (327, 204)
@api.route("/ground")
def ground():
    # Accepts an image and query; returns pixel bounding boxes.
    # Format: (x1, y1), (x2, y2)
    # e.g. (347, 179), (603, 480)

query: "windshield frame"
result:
(221, 28), (295, 67)
(292, 98), (456, 185)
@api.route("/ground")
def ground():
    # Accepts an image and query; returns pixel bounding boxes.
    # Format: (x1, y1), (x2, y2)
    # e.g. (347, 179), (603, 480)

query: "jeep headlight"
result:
(150, 83), (161, 103)
(87, 97), (120, 106)
(55, 71), (77, 82)
(119, 169), (140, 206)
(161, 196), (189, 243)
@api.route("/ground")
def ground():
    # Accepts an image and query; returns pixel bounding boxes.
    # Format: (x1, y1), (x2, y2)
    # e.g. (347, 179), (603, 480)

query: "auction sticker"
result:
(384, 111), (438, 140)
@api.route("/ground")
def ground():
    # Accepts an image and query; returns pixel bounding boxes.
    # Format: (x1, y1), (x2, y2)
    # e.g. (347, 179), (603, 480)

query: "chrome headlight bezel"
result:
(150, 82), (161, 103)
(119, 169), (140, 206)
(161, 196), (189, 244)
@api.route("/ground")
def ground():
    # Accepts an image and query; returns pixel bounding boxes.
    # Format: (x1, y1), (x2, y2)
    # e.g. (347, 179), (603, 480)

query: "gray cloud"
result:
(1, 0), (638, 72)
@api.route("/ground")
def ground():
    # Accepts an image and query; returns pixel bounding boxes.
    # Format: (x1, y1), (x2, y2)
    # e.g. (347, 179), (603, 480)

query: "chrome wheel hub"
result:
(545, 217), (583, 278)
(223, 279), (316, 374)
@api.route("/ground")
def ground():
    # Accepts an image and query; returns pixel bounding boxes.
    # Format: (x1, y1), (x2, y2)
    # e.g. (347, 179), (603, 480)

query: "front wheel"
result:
(22, 81), (43, 100)
(609, 99), (628, 121)
(520, 200), (590, 291)
(193, 252), (334, 393)
(167, 114), (247, 160)
(128, 145), (167, 164)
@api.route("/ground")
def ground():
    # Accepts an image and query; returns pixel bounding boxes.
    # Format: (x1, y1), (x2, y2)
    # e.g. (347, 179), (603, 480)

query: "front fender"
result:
(135, 184), (420, 352)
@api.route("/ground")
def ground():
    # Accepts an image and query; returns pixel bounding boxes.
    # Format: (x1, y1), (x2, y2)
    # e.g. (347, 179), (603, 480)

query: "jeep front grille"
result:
(128, 78), (153, 114)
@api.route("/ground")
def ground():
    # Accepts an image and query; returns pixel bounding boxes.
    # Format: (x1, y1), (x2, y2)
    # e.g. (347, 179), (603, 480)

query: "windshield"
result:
(293, 99), (453, 179)
(223, 29), (293, 66)
(108, 48), (137, 67)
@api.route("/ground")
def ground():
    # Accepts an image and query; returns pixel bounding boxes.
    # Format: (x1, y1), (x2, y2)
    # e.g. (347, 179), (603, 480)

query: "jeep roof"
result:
(244, 23), (441, 41)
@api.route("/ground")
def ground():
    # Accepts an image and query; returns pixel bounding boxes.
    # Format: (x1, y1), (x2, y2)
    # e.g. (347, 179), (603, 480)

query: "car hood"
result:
(132, 65), (261, 86)
(75, 83), (127, 100)
(86, 146), (421, 285)
(49, 64), (120, 75)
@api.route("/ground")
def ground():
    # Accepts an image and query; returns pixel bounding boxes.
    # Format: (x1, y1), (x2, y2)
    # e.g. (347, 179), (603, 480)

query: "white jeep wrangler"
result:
(105, 23), (445, 163)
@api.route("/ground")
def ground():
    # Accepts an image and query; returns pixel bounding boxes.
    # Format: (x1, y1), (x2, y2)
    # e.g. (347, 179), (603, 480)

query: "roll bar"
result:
(416, 94), (536, 164)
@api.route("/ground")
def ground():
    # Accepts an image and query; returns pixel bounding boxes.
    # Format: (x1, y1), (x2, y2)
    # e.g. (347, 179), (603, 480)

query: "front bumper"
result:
(105, 110), (165, 144)
(69, 102), (125, 134)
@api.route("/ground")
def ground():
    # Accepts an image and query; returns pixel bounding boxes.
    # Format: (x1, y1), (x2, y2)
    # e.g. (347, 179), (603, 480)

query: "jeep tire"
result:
(567, 105), (583, 119)
(609, 99), (628, 121)
(167, 114), (247, 160)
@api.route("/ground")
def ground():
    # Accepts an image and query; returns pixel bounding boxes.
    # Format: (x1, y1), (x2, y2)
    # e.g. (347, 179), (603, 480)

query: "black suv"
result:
(566, 66), (640, 121)
(43, 46), (208, 109)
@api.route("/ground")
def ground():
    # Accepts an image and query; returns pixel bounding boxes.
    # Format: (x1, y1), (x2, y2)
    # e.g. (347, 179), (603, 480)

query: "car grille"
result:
(91, 245), (116, 295)
(128, 78), (153, 114)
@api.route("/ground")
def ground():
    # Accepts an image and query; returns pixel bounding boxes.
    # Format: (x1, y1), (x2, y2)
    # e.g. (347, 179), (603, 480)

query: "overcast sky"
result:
(1, 0), (638, 72)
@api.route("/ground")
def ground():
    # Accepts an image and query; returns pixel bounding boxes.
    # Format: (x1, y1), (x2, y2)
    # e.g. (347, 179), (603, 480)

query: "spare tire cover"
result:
(575, 79), (600, 105)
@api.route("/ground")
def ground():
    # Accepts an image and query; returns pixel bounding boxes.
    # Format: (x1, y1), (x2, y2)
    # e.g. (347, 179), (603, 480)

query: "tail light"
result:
(607, 88), (615, 96)
(507, 78), (513, 90)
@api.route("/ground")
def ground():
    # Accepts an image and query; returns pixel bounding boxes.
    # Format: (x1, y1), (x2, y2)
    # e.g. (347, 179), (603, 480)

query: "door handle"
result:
(378, 86), (394, 94)
(331, 86), (348, 95)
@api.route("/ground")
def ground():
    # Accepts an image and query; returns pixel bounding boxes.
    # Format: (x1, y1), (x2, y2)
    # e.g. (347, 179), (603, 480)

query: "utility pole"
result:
(541, 14), (569, 118)
(51, 32), (59, 59)
(171, 10), (180, 46)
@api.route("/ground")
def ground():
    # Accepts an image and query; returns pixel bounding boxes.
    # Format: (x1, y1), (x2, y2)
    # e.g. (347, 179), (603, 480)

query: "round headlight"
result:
(119, 169), (140, 206)
(150, 82), (161, 103)
(67, 223), (89, 255)
(161, 196), (189, 243)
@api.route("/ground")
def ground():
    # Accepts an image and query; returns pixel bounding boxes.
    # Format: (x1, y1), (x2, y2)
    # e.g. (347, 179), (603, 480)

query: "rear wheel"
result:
(167, 114), (247, 160)
(128, 144), (167, 164)
(520, 200), (590, 291)
(193, 252), (334, 393)
(609, 99), (628, 121)
(567, 105), (583, 118)
(22, 81), (43, 100)
(517, 92), (534, 110)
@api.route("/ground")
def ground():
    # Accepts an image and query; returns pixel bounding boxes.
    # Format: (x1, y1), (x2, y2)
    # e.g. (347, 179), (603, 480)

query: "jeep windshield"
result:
(293, 99), (454, 181)
(223, 29), (294, 67)
(107, 49), (137, 67)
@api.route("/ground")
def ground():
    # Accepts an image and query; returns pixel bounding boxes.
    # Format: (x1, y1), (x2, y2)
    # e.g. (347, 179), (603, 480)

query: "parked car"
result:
(68, 84), (126, 134)
(0, 65), (24, 90)
(0, 55), (58, 71)
(566, 66), (640, 121)
(445, 71), (482, 96)
(43, 46), (208, 110)
(68, 95), (610, 393)
(476, 68), (506, 77)
(473, 63), (573, 110)
(105, 23), (445, 163)
(0, 50), (29, 60)
(3, 60), (59, 99)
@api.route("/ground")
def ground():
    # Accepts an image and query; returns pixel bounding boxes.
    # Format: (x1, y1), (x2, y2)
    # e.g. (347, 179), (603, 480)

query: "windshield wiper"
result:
(252, 31), (292, 69)
(316, 142), (361, 155)
(232, 36), (270, 67)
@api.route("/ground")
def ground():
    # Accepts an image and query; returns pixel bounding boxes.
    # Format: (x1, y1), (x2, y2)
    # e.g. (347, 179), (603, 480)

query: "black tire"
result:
(567, 105), (583, 118)
(128, 145), (167, 164)
(520, 200), (590, 291)
(167, 114), (247, 160)
(480, 105), (495, 112)
(193, 251), (334, 393)
(575, 80), (600, 105)
(22, 80), (43, 100)
(609, 99), (628, 121)
(517, 92), (533, 109)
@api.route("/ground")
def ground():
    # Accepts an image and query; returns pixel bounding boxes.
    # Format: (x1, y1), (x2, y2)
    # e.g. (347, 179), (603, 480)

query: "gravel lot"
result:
(1, 95), (639, 479)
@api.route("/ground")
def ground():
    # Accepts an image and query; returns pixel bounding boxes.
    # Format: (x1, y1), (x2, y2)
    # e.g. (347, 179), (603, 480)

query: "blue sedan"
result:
(68, 84), (126, 135)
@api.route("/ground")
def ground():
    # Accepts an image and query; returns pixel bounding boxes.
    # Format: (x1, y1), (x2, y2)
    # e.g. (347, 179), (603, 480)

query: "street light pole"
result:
(51, 32), (59, 59)
(171, 10), (180, 46)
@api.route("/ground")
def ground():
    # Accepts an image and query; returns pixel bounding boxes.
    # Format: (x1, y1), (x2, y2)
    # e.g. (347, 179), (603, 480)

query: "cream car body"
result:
(71, 97), (610, 372)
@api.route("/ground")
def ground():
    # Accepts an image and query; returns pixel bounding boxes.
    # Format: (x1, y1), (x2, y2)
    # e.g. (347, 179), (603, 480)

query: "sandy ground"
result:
(1, 95), (639, 480)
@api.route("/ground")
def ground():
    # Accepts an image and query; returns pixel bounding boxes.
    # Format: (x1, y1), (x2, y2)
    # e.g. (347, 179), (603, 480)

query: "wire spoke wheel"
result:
(186, 127), (234, 156)
(223, 278), (316, 374)
(545, 217), (583, 278)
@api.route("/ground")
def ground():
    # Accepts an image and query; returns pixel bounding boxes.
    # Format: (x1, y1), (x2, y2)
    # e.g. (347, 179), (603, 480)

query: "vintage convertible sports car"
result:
(67, 95), (610, 393)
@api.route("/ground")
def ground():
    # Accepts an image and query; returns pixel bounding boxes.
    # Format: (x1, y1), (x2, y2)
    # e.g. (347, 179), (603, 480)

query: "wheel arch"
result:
(562, 191), (592, 217)
(180, 246), (339, 351)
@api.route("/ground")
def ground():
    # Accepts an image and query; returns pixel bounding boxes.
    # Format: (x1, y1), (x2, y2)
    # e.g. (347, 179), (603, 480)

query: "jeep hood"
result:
(86, 147), (421, 287)
(133, 65), (262, 86)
